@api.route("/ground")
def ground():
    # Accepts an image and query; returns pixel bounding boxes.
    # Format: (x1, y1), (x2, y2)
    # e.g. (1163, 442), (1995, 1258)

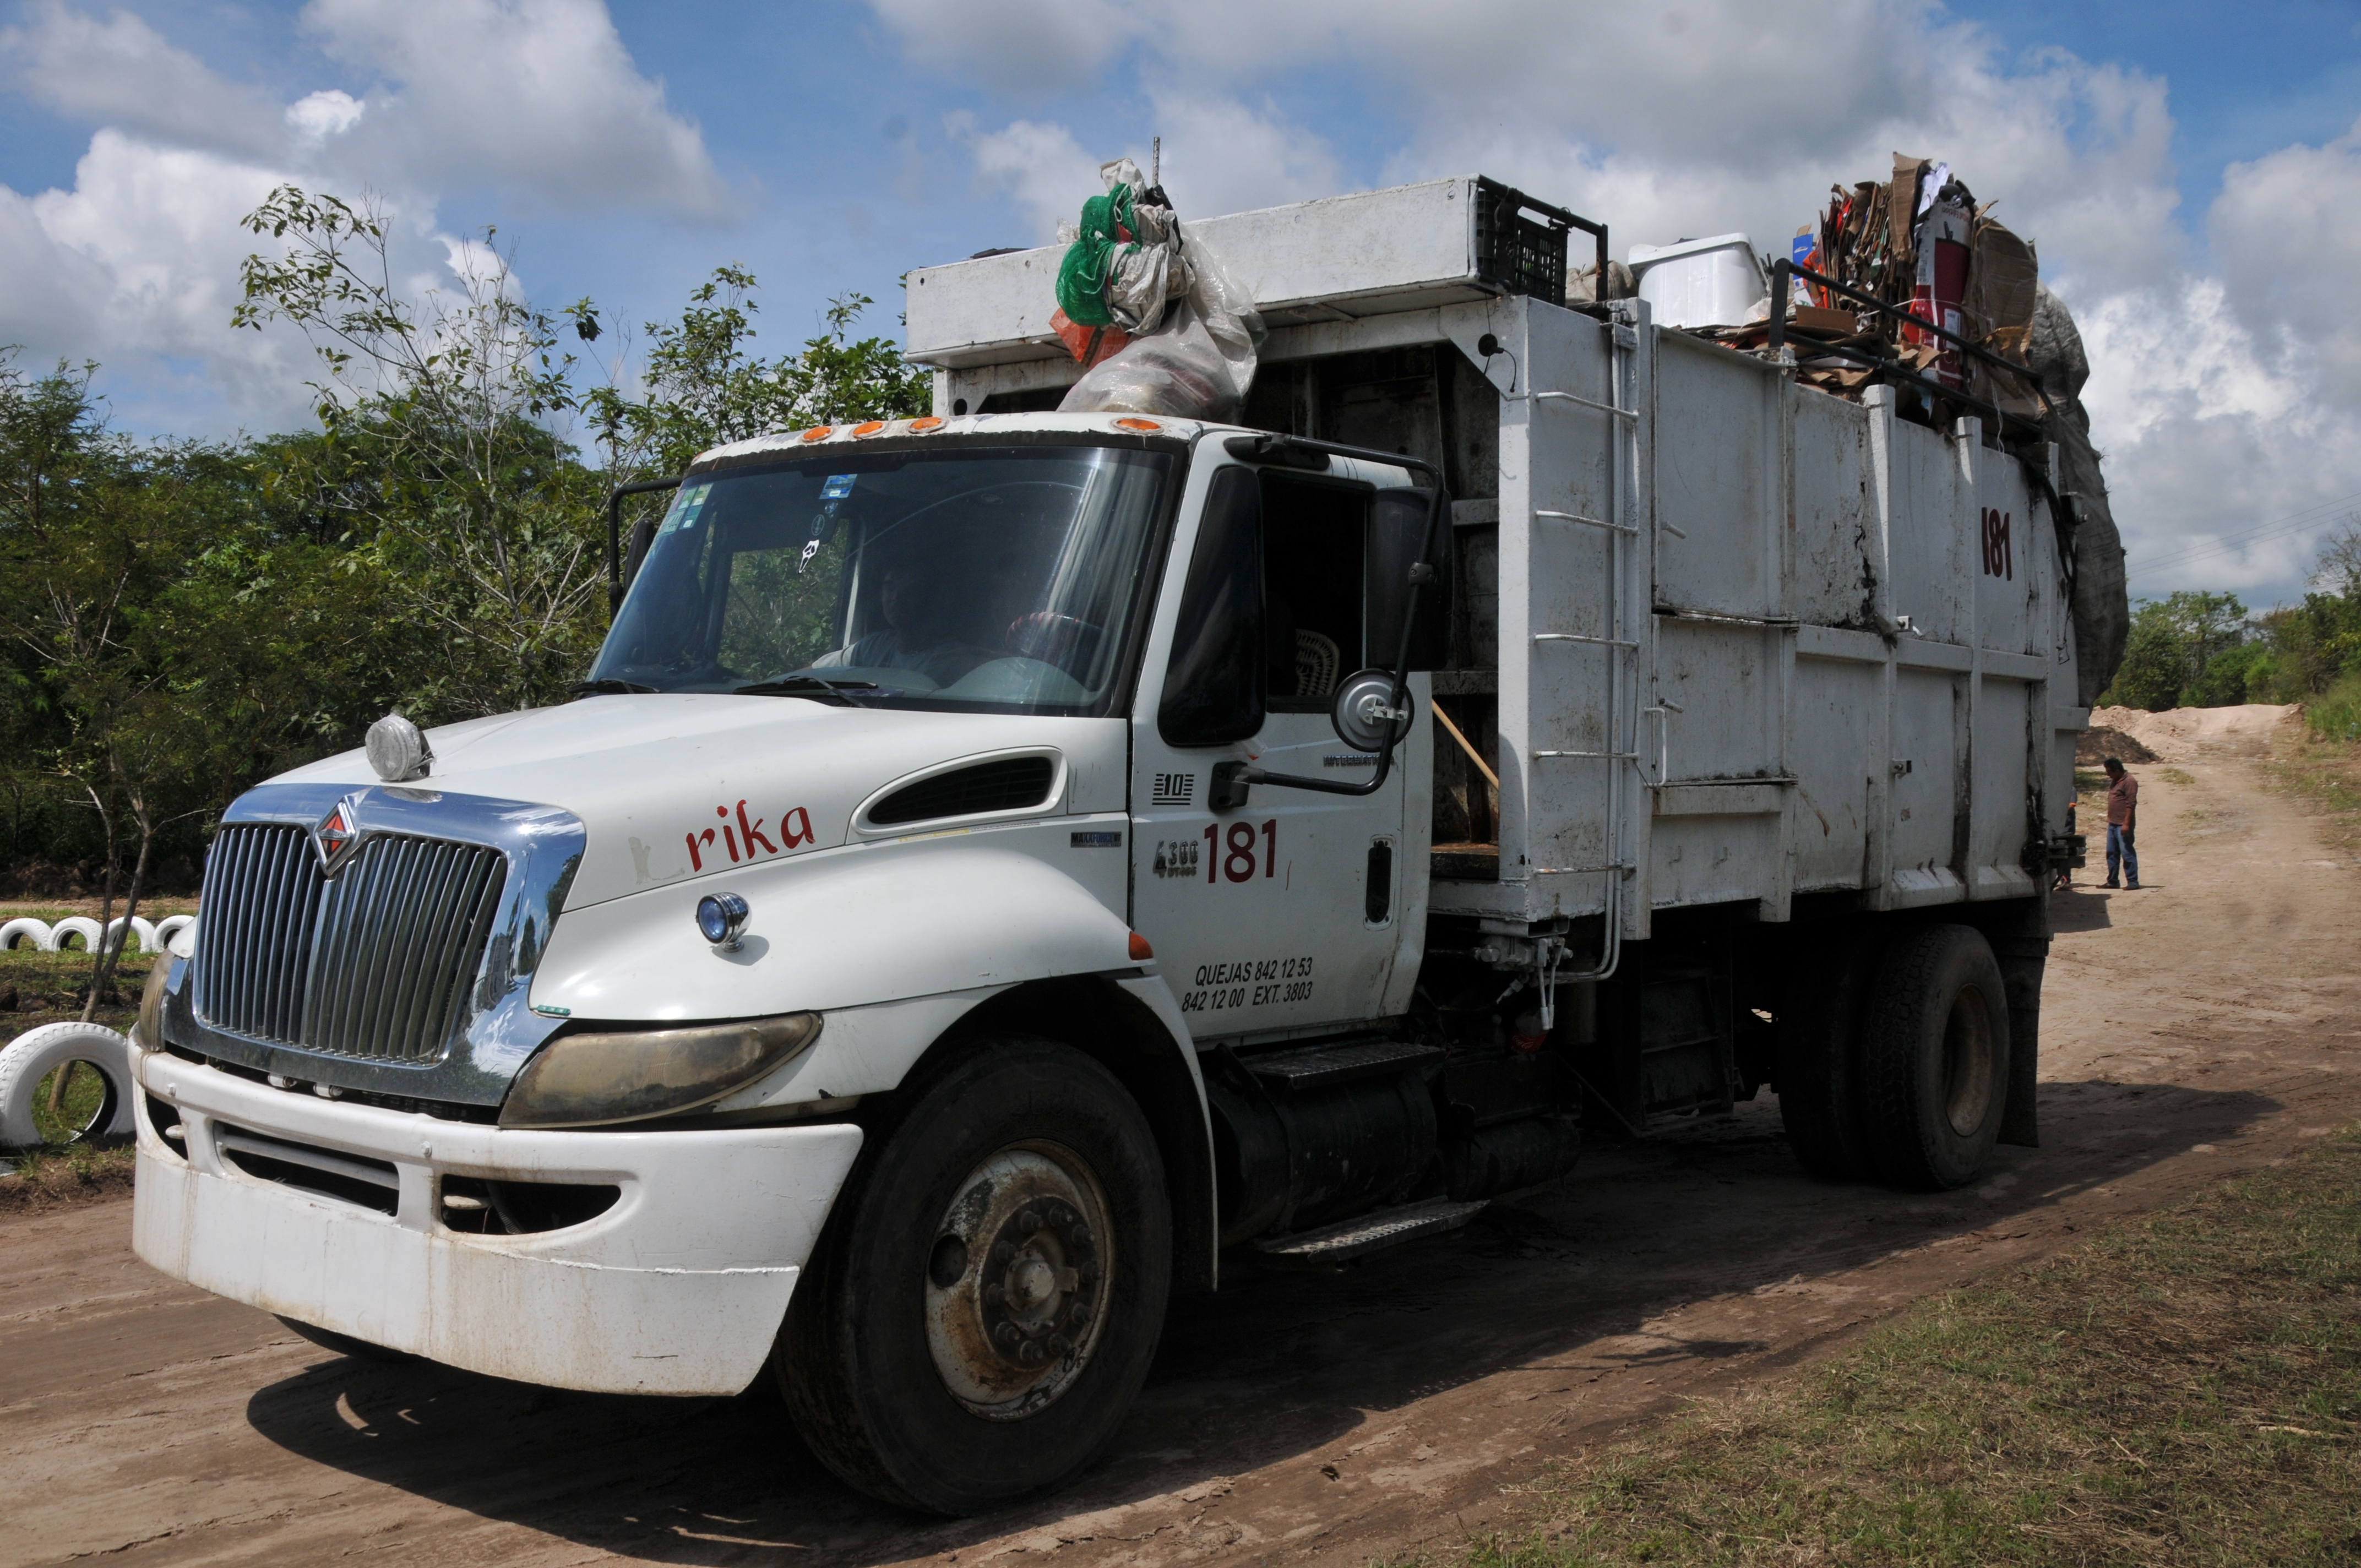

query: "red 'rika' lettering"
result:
(737, 801), (777, 855)
(686, 827), (717, 872)
(782, 807), (814, 848)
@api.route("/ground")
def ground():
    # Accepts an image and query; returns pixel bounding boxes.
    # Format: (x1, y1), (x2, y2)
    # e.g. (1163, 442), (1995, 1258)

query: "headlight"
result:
(137, 955), (175, 1054)
(498, 1012), (823, 1129)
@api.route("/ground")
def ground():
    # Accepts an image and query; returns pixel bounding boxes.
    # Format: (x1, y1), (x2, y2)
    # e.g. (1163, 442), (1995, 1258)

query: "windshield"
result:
(590, 442), (1177, 714)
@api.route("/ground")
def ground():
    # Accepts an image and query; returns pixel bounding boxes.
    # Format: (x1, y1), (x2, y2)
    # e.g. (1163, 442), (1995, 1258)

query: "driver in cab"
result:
(819, 557), (995, 689)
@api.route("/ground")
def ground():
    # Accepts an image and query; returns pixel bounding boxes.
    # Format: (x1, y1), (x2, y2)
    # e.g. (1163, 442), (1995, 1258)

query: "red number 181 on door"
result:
(1203, 820), (1278, 883)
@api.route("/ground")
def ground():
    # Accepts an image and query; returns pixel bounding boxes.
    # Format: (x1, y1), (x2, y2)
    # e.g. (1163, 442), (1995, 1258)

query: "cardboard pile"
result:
(1713, 154), (2047, 418)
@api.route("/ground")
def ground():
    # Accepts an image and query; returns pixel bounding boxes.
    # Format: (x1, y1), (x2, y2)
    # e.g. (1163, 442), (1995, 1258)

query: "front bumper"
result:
(132, 1051), (863, 1396)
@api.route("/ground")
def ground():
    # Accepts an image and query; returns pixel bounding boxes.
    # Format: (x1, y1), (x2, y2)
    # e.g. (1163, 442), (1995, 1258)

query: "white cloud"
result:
(0, 0), (732, 434)
(286, 89), (365, 144)
(954, 113), (1102, 243)
(882, 0), (2361, 606)
(0, 130), (314, 427)
(1145, 91), (1338, 220)
(0, 0), (282, 159)
(300, 0), (730, 218)
(949, 94), (1335, 247)
(870, 0), (1131, 95)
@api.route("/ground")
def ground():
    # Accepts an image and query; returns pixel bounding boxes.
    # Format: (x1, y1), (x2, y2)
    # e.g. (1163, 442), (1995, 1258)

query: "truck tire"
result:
(776, 1037), (1171, 1515)
(1775, 930), (1880, 1180)
(48, 916), (101, 952)
(1859, 924), (2011, 1190)
(0, 918), (52, 951)
(0, 1021), (137, 1147)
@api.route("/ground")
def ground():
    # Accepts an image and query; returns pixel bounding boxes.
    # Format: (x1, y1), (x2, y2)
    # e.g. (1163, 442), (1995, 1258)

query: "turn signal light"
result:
(1129, 932), (1154, 961)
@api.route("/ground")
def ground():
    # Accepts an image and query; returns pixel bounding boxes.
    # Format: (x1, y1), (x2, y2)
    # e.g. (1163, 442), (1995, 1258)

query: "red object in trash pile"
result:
(1908, 193), (1972, 391)
(1052, 307), (1130, 369)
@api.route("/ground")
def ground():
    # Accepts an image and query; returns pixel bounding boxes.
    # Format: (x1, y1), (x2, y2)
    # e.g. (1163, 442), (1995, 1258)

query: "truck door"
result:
(1131, 461), (1408, 1037)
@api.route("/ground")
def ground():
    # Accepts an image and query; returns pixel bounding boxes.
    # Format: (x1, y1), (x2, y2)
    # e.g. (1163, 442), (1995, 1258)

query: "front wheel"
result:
(1860, 924), (2012, 1190)
(777, 1038), (1171, 1515)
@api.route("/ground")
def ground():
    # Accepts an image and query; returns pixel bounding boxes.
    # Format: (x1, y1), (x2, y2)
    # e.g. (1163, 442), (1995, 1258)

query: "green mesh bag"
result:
(1054, 182), (1136, 329)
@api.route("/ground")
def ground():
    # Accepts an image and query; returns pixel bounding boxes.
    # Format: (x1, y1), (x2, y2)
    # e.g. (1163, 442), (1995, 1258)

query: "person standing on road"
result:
(2102, 756), (2140, 889)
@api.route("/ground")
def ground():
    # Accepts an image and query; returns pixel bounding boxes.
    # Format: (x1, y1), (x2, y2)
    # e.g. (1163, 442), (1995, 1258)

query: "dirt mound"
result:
(2077, 726), (2157, 765)
(2088, 704), (2298, 761)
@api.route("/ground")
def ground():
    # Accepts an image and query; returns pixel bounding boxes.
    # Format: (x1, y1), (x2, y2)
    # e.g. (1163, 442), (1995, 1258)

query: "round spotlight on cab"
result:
(365, 711), (433, 782)
(697, 891), (749, 951)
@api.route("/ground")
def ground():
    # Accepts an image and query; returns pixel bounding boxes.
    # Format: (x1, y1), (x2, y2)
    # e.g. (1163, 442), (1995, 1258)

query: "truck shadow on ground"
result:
(242, 1077), (2275, 1562)
(2048, 888), (2115, 933)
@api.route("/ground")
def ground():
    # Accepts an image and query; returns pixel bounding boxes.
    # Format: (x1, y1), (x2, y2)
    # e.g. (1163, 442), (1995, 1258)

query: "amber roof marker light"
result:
(1128, 932), (1154, 961)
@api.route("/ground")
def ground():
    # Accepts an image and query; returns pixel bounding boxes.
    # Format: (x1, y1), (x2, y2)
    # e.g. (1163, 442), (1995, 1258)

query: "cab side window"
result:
(1157, 467), (1265, 746)
(1261, 473), (1367, 710)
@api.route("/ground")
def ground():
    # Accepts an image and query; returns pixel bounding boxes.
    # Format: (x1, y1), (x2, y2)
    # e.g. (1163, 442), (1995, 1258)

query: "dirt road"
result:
(6, 708), (2358, 1567)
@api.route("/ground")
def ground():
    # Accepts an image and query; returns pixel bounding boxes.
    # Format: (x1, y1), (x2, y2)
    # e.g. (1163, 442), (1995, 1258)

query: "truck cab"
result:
(132, 176), (2086, 1516)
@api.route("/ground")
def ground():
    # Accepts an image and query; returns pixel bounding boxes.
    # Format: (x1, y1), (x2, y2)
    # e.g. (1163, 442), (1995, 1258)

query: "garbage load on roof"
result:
(1051, 157), (1267, 423)
(1630, 153), (2126, 704)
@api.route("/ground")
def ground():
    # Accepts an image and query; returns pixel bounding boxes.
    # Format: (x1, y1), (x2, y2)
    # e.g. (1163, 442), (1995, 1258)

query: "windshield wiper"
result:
(733, 676), (878, 707)
(572, 678), (658, 698)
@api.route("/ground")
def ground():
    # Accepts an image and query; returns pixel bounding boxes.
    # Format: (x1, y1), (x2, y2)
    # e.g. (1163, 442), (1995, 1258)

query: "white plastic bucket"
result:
(1629, 233), (1766, 329)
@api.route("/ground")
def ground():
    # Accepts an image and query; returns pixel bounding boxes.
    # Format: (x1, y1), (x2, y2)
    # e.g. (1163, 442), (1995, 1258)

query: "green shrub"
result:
(2307, 671), (2361, 745)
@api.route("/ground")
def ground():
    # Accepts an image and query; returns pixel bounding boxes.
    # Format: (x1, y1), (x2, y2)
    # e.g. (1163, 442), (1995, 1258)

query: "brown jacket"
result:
(2106, 771), (2138, 828)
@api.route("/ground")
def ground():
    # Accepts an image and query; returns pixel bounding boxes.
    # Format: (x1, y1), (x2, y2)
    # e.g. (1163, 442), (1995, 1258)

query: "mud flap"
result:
(1995, 950), (2044, 1147)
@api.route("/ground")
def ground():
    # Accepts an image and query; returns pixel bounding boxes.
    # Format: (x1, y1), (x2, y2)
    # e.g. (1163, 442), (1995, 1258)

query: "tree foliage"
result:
(1, 184), (935, 908)
(2101, 527), (2361, 725)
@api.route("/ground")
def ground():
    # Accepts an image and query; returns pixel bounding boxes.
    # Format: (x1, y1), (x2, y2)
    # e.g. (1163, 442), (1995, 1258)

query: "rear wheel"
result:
(777, 1038), (1171, 1515)
(1860, 924), (2012, 1190)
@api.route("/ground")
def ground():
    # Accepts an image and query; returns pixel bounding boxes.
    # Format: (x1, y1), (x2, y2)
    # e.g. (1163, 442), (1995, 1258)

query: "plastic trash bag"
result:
(1061, 212), (1265, 422)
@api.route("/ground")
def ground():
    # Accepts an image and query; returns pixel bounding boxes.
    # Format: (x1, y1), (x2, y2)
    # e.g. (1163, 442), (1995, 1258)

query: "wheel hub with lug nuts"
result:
(923, 1144), (1113, 1418)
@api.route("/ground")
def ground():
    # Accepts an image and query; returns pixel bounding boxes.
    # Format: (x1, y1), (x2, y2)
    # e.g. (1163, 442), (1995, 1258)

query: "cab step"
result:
(1243, 1037), (1444, 1093)
(1252, 1197), (1488, 1265)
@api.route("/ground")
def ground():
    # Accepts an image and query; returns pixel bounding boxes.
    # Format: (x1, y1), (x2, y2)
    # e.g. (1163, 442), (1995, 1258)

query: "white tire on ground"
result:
(154, 915), (194, 951)
(0, 918), (52, 952)
(105, 916), (159, 954)
(0, 1021), (138, 1147)
(48, 916), (103, 953)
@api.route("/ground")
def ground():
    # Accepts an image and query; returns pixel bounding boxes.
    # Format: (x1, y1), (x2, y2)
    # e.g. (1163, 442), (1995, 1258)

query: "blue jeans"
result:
(2106, 823), (2138, 886)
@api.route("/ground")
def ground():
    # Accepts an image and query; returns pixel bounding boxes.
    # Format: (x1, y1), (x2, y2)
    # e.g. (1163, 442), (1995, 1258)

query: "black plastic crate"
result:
(1473, 178), (1606, 309)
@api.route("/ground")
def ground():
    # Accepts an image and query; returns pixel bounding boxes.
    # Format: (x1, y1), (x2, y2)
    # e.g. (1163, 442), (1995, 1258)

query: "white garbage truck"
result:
(132, 176), (2089, 1514)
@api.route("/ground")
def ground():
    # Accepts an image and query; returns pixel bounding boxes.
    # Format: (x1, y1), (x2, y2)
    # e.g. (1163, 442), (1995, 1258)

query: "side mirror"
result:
(1330, 667), (1417, 753)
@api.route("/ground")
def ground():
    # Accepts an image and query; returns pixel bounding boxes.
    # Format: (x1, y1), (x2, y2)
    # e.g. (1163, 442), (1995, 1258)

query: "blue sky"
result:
(2, 0), (2358, 606)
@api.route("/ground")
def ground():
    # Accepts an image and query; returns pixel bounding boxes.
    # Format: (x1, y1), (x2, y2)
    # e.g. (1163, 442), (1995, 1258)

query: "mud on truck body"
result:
(133, 176), (2086, 1514)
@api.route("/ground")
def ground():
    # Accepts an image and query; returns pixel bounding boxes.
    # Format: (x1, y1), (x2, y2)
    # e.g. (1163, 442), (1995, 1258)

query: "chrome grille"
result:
(195, 825), (322, 1043)
(196, 824), (507, 1063)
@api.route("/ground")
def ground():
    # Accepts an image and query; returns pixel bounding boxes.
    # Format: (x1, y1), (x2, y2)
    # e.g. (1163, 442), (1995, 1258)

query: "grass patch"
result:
(2072, 768), (2108, 796)
(2, 950), (149, 1045)
(2266, 729), (2361, 857)
(1425, 1129), (2361, 1567)
(2305, 672), (2361, 748)
(2161, 766), (2196, 785)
